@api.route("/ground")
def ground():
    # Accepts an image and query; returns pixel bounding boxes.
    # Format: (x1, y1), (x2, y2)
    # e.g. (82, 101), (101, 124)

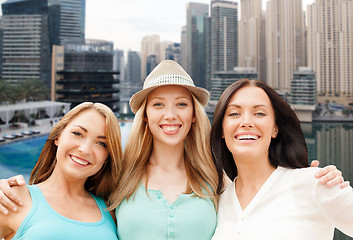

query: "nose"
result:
(164, 105), (177, 120)
(78, 139), (92, 154)
(240, 113), (254, 128)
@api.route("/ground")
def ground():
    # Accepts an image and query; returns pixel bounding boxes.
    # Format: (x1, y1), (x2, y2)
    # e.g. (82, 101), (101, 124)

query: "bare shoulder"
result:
(0, 186), (31, 239)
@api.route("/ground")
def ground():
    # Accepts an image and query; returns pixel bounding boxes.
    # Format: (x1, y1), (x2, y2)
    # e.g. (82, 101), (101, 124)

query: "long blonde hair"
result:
(108, 94), (219, 209)
(30, 102), (122, 201)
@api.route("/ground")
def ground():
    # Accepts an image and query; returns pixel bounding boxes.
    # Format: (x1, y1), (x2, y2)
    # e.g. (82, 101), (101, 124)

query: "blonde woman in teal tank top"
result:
(0, 102), (122, 239)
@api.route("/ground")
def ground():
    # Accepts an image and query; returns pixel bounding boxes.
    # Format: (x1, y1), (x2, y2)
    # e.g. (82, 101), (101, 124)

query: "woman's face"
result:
(145, 85), (195, 148)
(54, 109), (109, 180)
(222, 86), (278, 161)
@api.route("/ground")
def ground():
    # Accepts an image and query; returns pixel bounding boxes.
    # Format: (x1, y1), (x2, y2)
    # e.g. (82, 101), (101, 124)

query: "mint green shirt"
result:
(116, 184), (216, 240)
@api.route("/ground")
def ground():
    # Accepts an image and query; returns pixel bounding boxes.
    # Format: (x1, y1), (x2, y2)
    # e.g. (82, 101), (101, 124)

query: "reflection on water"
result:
(302, 122), (353, 240)
(0, 121), (352, 239)
(302, 122), (353, 184)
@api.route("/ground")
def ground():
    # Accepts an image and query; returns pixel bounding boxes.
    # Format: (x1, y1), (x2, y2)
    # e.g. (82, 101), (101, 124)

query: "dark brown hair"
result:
(211, 79), (308, 193)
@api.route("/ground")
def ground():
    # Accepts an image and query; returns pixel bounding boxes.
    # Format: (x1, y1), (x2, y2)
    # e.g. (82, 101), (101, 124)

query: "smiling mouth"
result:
(70, 155), (90, 166)
(236, 134), (259, 140)
(160, 125), (181, 132)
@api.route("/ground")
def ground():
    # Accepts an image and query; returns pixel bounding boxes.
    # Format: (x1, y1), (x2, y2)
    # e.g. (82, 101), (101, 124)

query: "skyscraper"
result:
(140, 35), (160, 82)
(238, 0), (266, 82)
(185, 2), (209, 89)
(211, 0), (238, 74)
(307, 0), (353, 104)
(266, 0), (306, 91)
(59, 0), (85, 43)
(127, 50), (141, 86)
(0, 0), (85, 88)
(0, 0), (60, 86)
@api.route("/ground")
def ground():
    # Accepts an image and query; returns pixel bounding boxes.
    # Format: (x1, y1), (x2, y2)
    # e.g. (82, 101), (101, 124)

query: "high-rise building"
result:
(113, 49), (125, 83)
(165, 43), (181, 64)
(211, 0), (238, 75)
(0, 0), (85, 88)
(140, 35), (160, 81)
(185, 2), (209, 89)
(146, 54), (158, 77)
(266, 0), (306, 91)
(238, 0), (266, 82)
(210, 67), (257, 102)
(290, 67), (316, 122)
(127, 50), (141, 86)
(0, 0), (60, 86)
(59, 0), (85, 43)
(180, 26), (187, 69)
(52, 39), (119, 111)
(307, 0), (353, 104)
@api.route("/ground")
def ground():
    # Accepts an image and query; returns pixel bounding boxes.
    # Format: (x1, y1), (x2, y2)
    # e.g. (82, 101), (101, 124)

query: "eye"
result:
(228, 112), (239, 117)
(72, 131), (82, 137)
(255, 112), (266, 116)
(152, 102), (163, 107)
(177, 102), (188, 107)
(97, 141), (107, 148)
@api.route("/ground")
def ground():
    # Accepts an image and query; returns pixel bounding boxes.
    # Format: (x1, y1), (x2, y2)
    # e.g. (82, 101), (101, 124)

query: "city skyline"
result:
(0, 0), (315, 53)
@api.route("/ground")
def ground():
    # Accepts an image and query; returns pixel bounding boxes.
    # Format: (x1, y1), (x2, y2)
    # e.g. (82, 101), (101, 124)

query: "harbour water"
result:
(0, 121), (352, 239)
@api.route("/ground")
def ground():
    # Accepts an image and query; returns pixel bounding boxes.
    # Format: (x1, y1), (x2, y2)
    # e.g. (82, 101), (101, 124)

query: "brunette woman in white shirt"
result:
(210, 79), (353, 240)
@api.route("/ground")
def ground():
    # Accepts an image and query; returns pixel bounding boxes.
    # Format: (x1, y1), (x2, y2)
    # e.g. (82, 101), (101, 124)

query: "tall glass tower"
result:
(0, 0), (85, 88)
(211, 0), (238, 74)
(185, 2), (209, 89)
(59, 0), (85, 43)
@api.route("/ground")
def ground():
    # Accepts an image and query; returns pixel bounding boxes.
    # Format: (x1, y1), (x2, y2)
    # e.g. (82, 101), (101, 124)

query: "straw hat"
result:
(129, 60), (210, 113)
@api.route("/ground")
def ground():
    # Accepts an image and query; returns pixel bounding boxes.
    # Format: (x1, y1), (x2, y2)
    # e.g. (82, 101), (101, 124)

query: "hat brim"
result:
(129, 84), (210, 114)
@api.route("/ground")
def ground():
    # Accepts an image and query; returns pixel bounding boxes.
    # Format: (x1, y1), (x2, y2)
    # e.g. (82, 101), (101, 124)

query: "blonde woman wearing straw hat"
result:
(107, 60), (218, 240)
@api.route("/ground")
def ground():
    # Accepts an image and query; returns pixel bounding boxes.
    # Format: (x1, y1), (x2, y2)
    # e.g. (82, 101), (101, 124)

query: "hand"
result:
(0, 175), (26, 215)
(311, 160), (350, 188)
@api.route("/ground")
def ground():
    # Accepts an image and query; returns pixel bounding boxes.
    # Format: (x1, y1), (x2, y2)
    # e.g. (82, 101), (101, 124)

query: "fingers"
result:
(0, 178), (24, 214)
(8, 175), (26, 187)
(310, 160), (319, 167)
(341, 181), (350, 189)
(315, 165), (346, 188)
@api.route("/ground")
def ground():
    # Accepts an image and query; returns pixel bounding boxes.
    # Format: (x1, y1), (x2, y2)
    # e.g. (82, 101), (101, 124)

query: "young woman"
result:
(210, 79), (353, 239)
(108, 60), (219, 240)
(0, 102), (122, 239)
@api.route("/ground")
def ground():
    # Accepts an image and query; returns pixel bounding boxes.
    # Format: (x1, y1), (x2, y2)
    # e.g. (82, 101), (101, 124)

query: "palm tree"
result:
(17, 79), (50, 101)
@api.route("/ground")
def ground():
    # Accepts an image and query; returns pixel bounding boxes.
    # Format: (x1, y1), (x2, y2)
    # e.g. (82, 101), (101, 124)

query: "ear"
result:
(192, 115), (196, 123)
(272, 126), (279, 138)
(54, 139), (59, 146)
(144, 115), (148, 123)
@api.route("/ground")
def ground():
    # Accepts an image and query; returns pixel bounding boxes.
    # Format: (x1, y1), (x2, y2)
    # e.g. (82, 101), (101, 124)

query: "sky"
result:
(0, 0), (315, 53)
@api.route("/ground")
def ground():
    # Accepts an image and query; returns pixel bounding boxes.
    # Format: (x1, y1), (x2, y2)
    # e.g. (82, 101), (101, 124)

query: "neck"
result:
(149, 141), (185, 170)
(38, 168), (89, 198)
(234, 154), (276, 190)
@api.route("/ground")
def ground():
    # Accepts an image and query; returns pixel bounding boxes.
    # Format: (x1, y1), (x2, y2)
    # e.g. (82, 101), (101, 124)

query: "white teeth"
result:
(71, 156), (89, 166)
(237, 135), (259, 140)
(162, 125), (179, 131)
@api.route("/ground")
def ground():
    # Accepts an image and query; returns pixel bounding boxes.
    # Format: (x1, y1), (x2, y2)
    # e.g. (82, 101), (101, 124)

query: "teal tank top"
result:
(116, 184), (216, 240)
(12, 185), (118, 240)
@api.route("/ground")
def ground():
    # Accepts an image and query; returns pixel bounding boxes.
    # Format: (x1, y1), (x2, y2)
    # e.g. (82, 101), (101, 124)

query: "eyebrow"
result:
(150, 96), (192, 101)
(227, 104), (270, 109)
(73, 125), (106, 139)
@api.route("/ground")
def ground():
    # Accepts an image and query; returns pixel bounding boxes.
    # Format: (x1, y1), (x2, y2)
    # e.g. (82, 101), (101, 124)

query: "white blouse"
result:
(212, 166), (353, 240)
